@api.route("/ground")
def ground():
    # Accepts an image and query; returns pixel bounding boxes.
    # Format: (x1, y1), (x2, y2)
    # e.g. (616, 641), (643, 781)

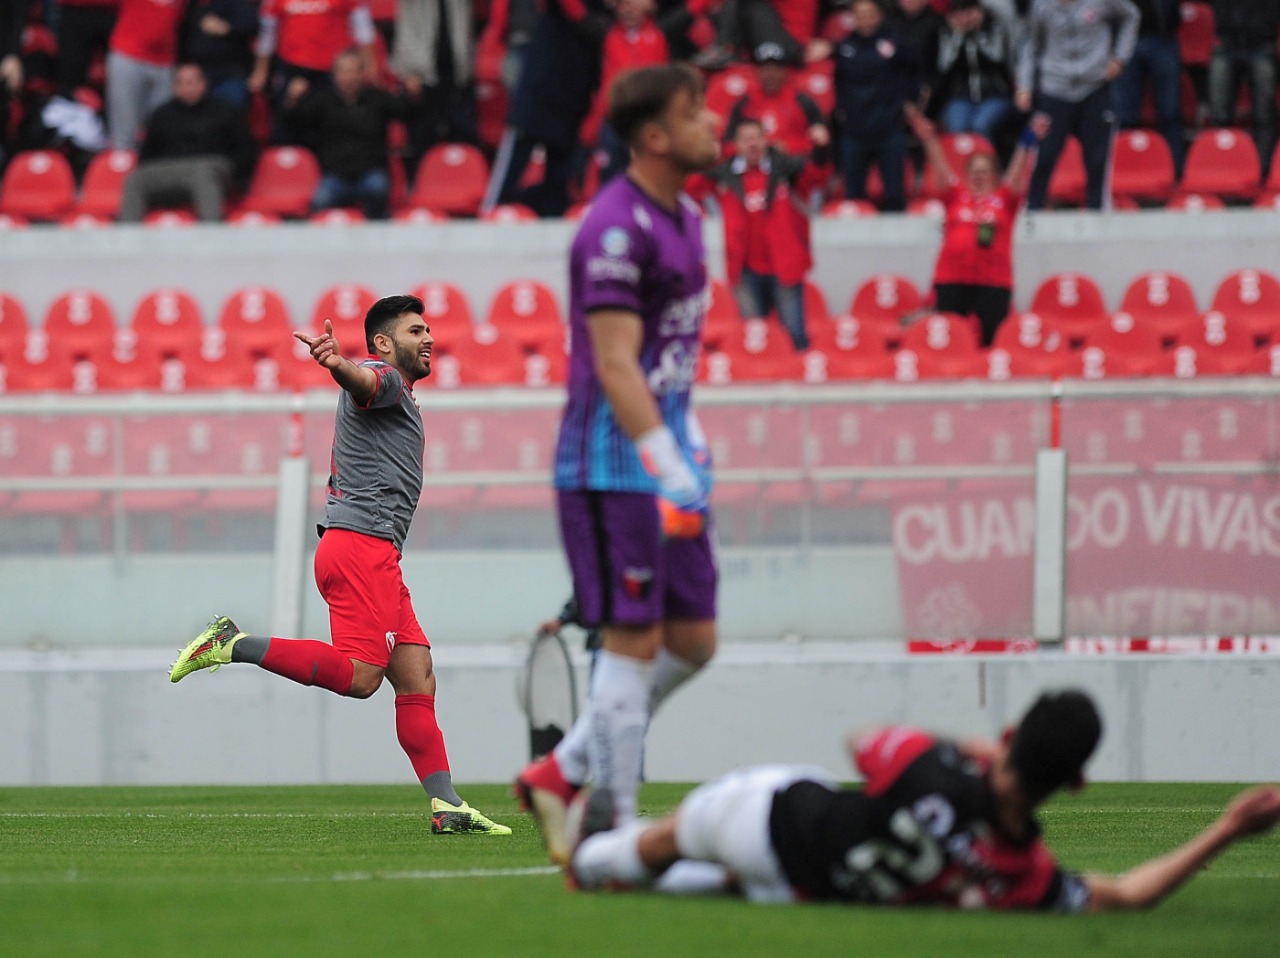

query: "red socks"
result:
(260, 638), (355, 695)
(395, 693), (451, 783)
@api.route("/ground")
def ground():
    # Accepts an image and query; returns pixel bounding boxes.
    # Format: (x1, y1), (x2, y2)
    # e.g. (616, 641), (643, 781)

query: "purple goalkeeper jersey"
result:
(554, 175), (708, 492)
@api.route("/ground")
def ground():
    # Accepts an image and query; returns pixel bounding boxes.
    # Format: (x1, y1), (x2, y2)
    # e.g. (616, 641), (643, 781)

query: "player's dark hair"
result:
(1008, 689), (1102, 801)
(364, 294), (424, 352)
(608, 63), (703, 149)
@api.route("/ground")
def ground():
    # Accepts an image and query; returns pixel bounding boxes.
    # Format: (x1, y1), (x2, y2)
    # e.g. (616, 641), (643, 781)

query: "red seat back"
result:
(40, 290), (119, 362)
(1029, 272), (1109, 339)
(1209, 268), (1280, 341)
(1111, 129), (1175, 203)
(1118, 270), (1200, 342)
(410, 143), (489, 216)
(0, 150), (76, 221)
(214, 286), (292, 361)
(130, 289), (206, 361)
(1181, 128), (1261, 200)
(484, 280), (564, 351)
(239, 147), (322, 218)
(848, 274), (922, 325)
(77, 149), (137, 218)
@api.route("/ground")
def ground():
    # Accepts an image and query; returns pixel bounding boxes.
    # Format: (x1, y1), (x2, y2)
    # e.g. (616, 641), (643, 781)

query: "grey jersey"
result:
(320, 360), (423, 552)
(1017, 0), (1140, 102)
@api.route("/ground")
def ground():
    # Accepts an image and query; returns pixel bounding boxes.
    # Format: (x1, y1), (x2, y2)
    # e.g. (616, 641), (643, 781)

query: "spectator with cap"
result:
(825, 0), (921, 212)
(282, 48), (425, 220)
(725, 41), (827, 158)
(1113, 0), (1183, 176)
(118, 61), (256, 221)
(936, 0), (1016, 147)
(689, 117), (831, 350)
(1016, 0), (1139, 211)
(1207, 0), (1280, 172)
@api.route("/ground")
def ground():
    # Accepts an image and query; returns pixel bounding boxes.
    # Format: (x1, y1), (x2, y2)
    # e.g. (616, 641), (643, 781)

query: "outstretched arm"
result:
(904, 104), (954, 194)
(1004, 113), (1050, 194)
(293, 320), (379, 402)
(1084, 785), (1280, 912)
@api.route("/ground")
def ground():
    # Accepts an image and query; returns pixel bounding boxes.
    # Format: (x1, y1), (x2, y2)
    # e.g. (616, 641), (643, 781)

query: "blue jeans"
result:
(1027, 85), (1117, 211)
(735, 268), (809, 350)
(941, 97), (1014, 145)
(1114, 35), (1185, 175)
(312, 169), (391, 220)
(840, 128), (907, 211)
(207, 76), (250, 109)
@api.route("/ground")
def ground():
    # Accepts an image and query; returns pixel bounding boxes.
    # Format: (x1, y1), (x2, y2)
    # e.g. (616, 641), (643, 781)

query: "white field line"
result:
(0, 866), (563, 887)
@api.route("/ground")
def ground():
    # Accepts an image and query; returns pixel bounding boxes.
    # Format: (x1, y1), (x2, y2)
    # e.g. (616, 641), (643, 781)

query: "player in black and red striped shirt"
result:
(569, 689), (1280, 911)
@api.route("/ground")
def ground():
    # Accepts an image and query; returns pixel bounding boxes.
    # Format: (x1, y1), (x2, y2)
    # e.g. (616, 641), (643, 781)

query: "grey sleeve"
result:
(1109, 0), (1141, 64)
(1014, 7), (1041, 92)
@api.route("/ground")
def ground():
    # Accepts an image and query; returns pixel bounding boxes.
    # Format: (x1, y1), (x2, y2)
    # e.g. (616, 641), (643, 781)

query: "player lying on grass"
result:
(567, 688), (1280, 910)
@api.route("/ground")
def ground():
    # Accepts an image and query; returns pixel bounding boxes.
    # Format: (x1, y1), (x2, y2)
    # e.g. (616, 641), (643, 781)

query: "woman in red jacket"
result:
(907, 104), (1047, 346)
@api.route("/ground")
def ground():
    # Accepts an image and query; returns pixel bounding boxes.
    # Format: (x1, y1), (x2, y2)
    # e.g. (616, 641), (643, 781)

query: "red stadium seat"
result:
(807, 314), (894, 357)
(848, 274), (922, 326)
(1180, 128), (1261, 201)
(1177, 2), (1214, 68)
(129, 289), (206, 361)
(0, 150), (76, 221)
(1048, 344), (1149, 380)
(1155, 343), (1253, 378)
(76, 149), (136, 219)
(795, 62), (835, 116)
(1047, 137), (1086, 207)
(704, 278), (742, 339)
(309, 208), (365, 225)
(1111, 129), (1176, 204)
(481, 203), (538, 223)
(1082, 311), (1166, 373)
(412, 281), (475, 333)
(484, 280), (564, 351)
(213, 286), (292, 362)
(821, 198), (878, 219)
(1173, 310), (1256, 362)
(1165, 191), (1225, 211)
(0, 293), (30, 356)
(1028, 272), (1108, 344)
(991, 311), (1067, 356)
(1262, 144), (1280, 198)
(1, 351), (73, 392)
(69, 352), (165, 392)
(1208, 268), (1280, 343)
(1117, 270), (1200, 343)
(890, 347), (984, 381)
(238, 146), (321, 219)
(428, 327), (528, 387)
(898, 313), (980, 355)
(39, 290), (120, 363)
(225, 209), (282, 226)
(409, 143), (489, 217)
(60, 212), (111, 228)
(394, 206), (448, 223)
(143, 208), (198, 227)
(311, 283), (378, 356)
(906, 196), (946, 217)
(0, 212), (26, 228)
(803, 281), (831, 325)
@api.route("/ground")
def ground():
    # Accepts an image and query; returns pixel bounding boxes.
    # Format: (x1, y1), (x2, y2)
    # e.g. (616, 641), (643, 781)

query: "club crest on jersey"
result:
(385, 630), (397, 652)
(621, 566), (654, 600)
(600, 226), (630, 257)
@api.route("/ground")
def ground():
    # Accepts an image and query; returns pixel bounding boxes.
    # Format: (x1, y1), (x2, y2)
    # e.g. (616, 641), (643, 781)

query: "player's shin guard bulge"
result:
(515, 752), (582, 865)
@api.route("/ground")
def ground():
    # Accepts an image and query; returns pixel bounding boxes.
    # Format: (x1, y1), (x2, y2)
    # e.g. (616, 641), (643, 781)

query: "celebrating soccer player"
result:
(170, 294), (510, 836)
(516, 63), (723, 863)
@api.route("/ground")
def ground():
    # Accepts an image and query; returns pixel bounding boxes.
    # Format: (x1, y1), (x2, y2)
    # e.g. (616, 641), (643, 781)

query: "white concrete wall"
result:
(2, 643), (1277, 786)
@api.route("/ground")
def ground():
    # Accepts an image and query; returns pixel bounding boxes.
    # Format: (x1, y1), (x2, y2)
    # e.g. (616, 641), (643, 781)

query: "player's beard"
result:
(394, 339), (430, 381)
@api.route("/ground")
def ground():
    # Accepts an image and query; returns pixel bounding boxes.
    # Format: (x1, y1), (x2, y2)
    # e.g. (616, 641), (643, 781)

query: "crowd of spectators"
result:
(0, 0), (1277, 227)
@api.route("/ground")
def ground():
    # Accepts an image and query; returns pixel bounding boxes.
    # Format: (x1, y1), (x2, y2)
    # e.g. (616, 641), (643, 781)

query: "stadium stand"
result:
(236, 147), (322, 220)
(1117, 270), (1201, 344)
(408, 143), (489, 217)
(1209, 268), (1280, 343)
(483, 280), (564, 352)
(1180, 128), (1262, 202)
(1111, 129), (1176, 206)
(847, 274), (922, 327)
(129, 289), (205, 362)
(0, 150), (77, 221)
(1028, 272), (1109, 345)
(76, 150), (138, 220)
(40, 291), (120, 362)
(213, 287), (292, 363)
(311, 283), (378, 355)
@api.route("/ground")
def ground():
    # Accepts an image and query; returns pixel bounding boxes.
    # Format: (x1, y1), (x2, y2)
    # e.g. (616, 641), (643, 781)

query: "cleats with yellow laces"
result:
(169, 616), (248, 683)
(430, 798), (512, 835)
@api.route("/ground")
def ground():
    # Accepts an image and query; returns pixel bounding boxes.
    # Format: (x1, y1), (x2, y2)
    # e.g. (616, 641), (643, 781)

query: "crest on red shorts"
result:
(621, 566), (654, 601)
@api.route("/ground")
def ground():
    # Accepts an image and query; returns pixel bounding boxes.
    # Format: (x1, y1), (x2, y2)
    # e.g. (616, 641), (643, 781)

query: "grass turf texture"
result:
(1, 783), (1276, 957)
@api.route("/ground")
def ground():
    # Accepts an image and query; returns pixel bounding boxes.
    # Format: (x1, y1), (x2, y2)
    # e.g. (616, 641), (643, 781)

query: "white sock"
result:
(648, 647), (700, 714)
(654, 860), (733, 896)
(587, 650), (653, 821)
(552, 713), (591, 786)
(573, 821), (652, 889)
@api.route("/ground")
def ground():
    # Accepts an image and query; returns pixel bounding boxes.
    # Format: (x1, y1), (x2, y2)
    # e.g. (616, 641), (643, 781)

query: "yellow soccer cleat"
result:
(169, 616), (247, 683)
(430, 797), (512, 835)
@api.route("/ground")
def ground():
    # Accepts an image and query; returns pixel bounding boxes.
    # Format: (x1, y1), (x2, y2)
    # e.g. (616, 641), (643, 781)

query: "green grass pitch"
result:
(1, 782), (1276, 958)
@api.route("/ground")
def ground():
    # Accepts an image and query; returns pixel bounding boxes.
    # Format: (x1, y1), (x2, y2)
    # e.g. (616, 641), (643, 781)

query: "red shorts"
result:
(313, 528), (430, 668)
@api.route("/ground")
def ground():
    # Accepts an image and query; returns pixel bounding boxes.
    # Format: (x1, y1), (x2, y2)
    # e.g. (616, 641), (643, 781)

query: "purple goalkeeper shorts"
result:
(557, 489), (718, 628)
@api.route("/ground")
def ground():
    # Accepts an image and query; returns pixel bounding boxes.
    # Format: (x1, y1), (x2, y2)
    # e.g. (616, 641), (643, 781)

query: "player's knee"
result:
(346, 666), (384, 699)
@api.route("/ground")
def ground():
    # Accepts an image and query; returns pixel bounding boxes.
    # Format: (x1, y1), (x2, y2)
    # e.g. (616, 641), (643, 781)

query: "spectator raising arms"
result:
(118, 61), (256, 221)
(105, 0), (190, 150)
(689, 117), (830, 350)
(907, 103), (1046, 346)
(283, 49), (424, 220)
(1016, 0), (1140, 211)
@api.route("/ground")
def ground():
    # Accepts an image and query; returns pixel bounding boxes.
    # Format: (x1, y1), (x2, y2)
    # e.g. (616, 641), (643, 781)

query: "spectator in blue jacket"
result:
(829, 0), (921, 211)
